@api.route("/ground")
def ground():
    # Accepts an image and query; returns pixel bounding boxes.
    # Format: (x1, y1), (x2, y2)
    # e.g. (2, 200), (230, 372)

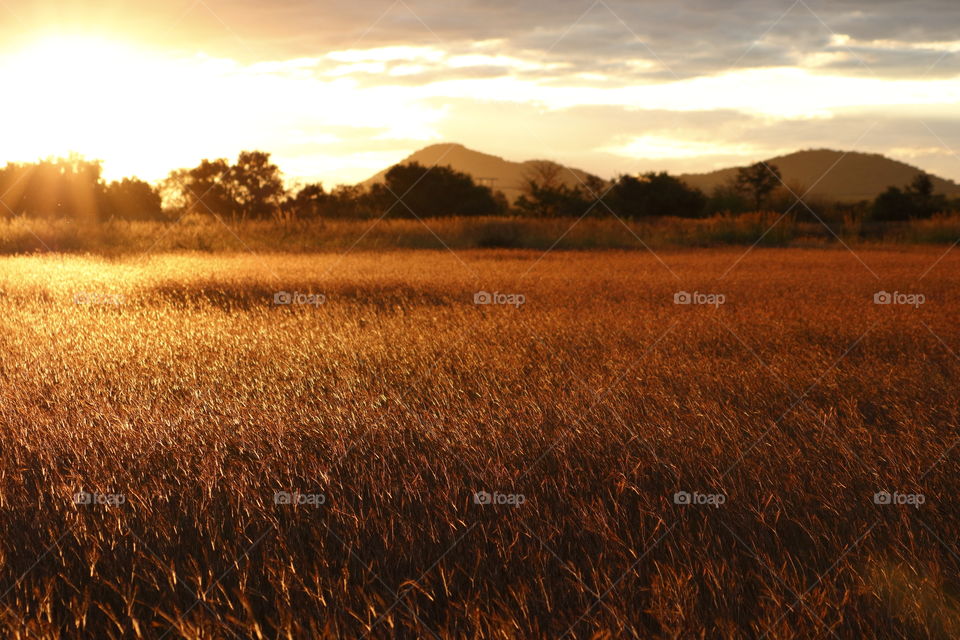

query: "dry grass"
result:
(0, 248), (957, 638)
(0, 213), (958, 254)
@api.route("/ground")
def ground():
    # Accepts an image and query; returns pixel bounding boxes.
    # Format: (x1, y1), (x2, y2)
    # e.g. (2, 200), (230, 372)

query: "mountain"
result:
(360, 143), (600, 202)
(362, 145), (960, 204)
(678, 149), (960, 202)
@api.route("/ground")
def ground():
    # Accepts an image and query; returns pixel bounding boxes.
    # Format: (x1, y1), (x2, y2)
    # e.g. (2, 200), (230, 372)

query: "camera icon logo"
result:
(873, 491), (891, 504)
(474, 291), (492, 305)
(274, 291), (293, 305)
(473, 491), (492, 504)
(73, 491), (125, 505)
(874, 291), (892, 305)
(674, 291), (692, 305)
(673, 491), (691, 505)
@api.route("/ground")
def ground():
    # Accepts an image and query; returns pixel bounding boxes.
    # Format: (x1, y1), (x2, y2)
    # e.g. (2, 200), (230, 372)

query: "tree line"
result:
(0, 151), (955, 223)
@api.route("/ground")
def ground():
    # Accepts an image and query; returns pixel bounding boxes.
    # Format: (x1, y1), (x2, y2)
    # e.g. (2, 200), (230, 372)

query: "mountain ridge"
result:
(677, 149), (960, 202)
(360, 143), (600, 202)
(360, 144), (960, 204)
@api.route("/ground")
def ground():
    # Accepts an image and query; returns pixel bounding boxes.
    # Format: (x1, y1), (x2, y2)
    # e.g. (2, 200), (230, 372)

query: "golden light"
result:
(1, 35), (181, 180)
(0, 34), (449, 185)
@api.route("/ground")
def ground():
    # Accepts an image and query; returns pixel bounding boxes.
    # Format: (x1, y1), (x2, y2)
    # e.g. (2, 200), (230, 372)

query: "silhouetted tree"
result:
(102, 178), (164, 221)
(0, 155), (105, 220)
(369, 162), (502, 217)
(165, 159), (235, 218)
(735, 162), (782, 210)
(906, 171), (944, 218)
(230, 151), (285, 219)
(523, 161), (565, 193)
(909, 172), (935, 200)
(872, 187), (914, 222)
(514, 183), (593, 217)
(165, 152), (288, 220)
(328, 185), (373, 218)
(515, 161), (595, 217)
(607, 172), (706, 218)
(872, 172), (946, 221)
(287, 183), (329, 218)
(706, 180), (751, 215)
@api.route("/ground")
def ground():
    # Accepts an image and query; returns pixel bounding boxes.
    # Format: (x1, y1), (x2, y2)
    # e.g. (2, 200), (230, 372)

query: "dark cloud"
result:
(816, 46), (960, 77)
(3, 0), (957, 79)
(245, 0), (960, 79)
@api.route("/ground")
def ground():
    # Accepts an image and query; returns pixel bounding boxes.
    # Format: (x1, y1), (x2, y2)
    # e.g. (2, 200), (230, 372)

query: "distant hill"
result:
(678, 149), (960, 202)
(362, 145), (960, 205)
(361, 143), (600, 203)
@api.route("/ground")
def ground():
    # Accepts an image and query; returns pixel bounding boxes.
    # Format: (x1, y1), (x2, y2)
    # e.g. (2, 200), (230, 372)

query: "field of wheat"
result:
(0, 248), (957, 638)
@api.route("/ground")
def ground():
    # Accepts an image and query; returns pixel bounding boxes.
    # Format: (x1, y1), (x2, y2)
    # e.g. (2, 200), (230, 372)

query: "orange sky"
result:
(1, 0), (959, 186)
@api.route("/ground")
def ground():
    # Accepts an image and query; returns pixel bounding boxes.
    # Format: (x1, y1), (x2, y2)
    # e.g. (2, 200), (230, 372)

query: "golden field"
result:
(0, 248), (958, 638)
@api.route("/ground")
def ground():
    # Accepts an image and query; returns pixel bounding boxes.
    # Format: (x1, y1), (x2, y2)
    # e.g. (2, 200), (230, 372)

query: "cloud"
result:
(9, 0), (957, 78)
(601, 137), (764, 160)
(1, 0), (959, 184)
(172, 0), (960, 80)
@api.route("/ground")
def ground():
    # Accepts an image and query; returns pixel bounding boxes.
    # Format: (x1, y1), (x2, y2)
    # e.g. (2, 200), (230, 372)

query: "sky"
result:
(1, 0), (959, 186)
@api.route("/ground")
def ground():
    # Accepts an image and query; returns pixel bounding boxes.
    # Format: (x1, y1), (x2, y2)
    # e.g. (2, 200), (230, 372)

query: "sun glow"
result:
(1, 35), (187, 180)
(0, 34), (447, 184)
(0, 37), (149, 172)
